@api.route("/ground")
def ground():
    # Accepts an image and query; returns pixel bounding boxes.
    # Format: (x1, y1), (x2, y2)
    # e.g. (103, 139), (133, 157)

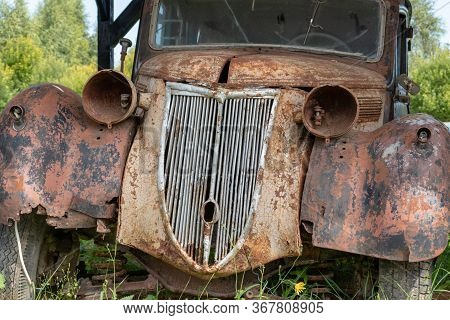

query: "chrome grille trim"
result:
(159, 83), (279, 266)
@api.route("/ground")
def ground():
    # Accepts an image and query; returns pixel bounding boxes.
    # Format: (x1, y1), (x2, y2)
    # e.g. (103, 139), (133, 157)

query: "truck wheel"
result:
(378, 260), (433, 300)
(0, 215), (47, 299)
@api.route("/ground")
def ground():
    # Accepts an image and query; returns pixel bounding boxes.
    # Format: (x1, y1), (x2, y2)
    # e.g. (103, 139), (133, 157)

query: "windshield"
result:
(152, 0), (385, 60)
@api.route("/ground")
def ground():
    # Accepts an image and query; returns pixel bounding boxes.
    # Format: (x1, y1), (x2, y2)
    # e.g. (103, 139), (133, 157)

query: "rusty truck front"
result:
(0, 0), (448, 300)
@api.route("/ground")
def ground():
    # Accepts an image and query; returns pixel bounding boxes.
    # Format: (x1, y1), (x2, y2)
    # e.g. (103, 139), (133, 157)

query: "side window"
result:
(393, 12), (410, 119)
(395, 13), (408, 77)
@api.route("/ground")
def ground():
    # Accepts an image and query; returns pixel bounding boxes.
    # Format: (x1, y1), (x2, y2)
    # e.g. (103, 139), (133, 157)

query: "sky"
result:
(23, 0), (450, 62)
(435, 0), (450, 44)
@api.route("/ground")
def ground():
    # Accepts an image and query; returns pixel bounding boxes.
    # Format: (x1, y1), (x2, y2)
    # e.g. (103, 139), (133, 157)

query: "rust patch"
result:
(137, 52), (386, 130)
(46, 211), (97, 229)
(301, 114), (449, 262)
(0, 84), (136, 225)
(227, 53), (386, 89)
(82, 70), (138, 128)
(139, 51), (241, 84)
(302, 85), (359, 139)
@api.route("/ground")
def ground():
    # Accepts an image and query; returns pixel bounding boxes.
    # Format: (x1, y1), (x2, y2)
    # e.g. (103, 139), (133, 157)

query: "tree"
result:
(0, 61), (13, 107)
(406, 0), (448, 121)
(410, 48), (450, 121)
(409, 0), (445, 58)
(56, 63), (97, 94)
(0, 0), (98, 110)
(123, 48), (135, 78)
(34, 0), (95, 65)
(0, 0), (31, 44)
(0, 0), (33, 110)
(0, 36), (43, 91)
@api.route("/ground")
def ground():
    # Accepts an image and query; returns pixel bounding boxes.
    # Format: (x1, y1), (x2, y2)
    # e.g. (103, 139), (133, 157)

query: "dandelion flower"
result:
(294, 282), (306, 295)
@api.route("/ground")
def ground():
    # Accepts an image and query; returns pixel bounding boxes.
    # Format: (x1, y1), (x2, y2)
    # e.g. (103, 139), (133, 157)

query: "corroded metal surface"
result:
(132, 249), (298, 299)
(227, 53), (386, 89)
(301, 114), (450, 262)
(46, 211), (97, 229)
(0, 84), (136, 225)
(139, 51), (386, 90)
(118, 80), (306, 278)
(302, 85), (359, 139)
(139, 51), (241, 84)
(82, 70), (138, 128)
(138, 52), (386, 128)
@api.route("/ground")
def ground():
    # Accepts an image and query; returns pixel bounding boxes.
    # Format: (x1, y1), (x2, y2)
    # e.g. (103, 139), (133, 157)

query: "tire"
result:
(378, 260), (433, 300)
(0, 215), (47, 300)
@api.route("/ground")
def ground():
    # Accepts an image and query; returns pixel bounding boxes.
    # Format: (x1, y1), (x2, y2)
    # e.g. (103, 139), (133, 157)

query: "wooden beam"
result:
(97, 0), (114, 70)
(95, 0), (108, 21)
(110, 0), (144, 47)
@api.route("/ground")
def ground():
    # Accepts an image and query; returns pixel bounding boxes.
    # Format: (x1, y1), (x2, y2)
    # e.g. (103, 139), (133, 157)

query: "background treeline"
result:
(0, 0), (449, 121)
(0, 0), (98, 107)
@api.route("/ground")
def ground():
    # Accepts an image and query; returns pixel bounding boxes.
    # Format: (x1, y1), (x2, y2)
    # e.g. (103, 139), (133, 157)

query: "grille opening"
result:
(203, 117), (218, 199)
(209, 227), (219, 265)
(218, 60), (231, 84)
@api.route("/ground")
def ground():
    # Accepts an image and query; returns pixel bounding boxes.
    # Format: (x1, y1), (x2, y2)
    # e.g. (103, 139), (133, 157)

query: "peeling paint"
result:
(0, 84), (136, 225)
(302, 114), (449, 262)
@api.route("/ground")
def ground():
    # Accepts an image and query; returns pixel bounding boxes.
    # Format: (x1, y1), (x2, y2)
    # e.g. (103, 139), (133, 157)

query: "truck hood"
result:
(138, 51), (386, 90)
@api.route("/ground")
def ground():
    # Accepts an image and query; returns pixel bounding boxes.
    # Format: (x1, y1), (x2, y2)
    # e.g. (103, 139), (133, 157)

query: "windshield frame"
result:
(148, 0), (387, 62)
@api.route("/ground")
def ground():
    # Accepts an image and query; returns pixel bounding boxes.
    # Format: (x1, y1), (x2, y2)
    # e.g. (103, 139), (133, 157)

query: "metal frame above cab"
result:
(95, 0), (144, 70)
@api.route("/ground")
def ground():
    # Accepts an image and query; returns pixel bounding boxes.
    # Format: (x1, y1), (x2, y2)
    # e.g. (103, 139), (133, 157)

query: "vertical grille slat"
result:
(187, 97), (202, 257)
(229, 98), (244, 253)
(178, 96), (194, 246)
(215, 99), (231, 261)
(183, 97), (199, 253)
(238, 99), (256, 240)
(162, 85), (276, 265)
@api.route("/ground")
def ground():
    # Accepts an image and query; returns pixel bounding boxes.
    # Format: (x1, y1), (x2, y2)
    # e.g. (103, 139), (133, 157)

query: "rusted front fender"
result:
(301, 114), (449, 262)
(0, 84), (136, 225)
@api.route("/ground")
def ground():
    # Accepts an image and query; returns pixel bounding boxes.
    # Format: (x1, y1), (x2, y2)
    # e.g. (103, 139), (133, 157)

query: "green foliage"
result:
(409, 0), (444, 58)
(0, 36), (43, 90)
(0, 60), (13, 107)
(0, 272), (5, 290)
(0, 0), (34, 108)
(31, 54), (68, 84)
(35, 0), (94, 65)
(123, 48), (135, 78)
(407, 0), (449, 121)
(0, 0), (31, 43)
(410, 48), (450, 121)
(35, 265), (79, 300)
(54, 63), (97, 94)
(434, 238), (450, 294)
(0, 0), (97, 111)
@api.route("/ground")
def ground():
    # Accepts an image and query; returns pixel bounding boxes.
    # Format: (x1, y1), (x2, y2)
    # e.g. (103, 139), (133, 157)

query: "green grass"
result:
(33, 239), (450, 300)
(432, 239), (450, 296)
(36, 265), (79, 300)
(0, 273), (5, 290)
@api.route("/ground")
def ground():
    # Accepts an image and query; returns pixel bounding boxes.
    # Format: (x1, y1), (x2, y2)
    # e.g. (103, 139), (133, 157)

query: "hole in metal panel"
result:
(203, 201), (218, 223)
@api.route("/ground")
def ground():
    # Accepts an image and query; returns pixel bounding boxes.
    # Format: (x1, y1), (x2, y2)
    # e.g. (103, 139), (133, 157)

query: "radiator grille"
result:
(161, 84), (277, 265)
(357, 96), (383, 122)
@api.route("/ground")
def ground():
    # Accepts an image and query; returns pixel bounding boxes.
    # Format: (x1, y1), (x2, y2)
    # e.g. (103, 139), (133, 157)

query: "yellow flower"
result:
(294, 282), (306, 295)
